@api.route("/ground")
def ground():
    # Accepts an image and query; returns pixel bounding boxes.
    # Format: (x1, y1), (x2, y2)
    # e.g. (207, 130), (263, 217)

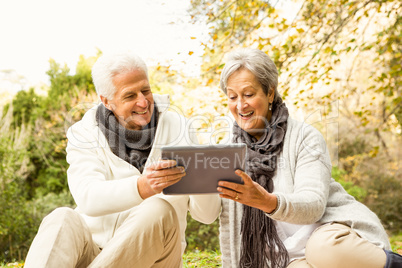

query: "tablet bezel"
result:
(161, 143), (247, 195)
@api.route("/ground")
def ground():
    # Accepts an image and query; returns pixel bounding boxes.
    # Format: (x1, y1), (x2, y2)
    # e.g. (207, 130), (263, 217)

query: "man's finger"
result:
(150, 160), (178, 170)
(148, 166), (185, 178)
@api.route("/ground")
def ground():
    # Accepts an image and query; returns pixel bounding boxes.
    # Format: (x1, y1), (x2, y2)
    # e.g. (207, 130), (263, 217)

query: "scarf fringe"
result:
(234, 102), (290, 268)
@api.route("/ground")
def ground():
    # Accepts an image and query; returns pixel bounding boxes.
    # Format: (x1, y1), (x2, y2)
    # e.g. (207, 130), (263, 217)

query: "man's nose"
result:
(136, 93), (148, 108)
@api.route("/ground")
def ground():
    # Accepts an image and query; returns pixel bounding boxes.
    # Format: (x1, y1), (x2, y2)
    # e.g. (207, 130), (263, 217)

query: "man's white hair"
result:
(92, 52), (148, 100)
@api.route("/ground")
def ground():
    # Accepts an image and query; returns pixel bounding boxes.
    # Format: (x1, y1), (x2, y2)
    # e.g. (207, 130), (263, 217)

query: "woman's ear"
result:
(268, 88), (275, 103)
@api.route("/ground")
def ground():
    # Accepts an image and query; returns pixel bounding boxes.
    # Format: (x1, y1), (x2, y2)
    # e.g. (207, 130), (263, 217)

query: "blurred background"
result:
(0, 0), (401, 264)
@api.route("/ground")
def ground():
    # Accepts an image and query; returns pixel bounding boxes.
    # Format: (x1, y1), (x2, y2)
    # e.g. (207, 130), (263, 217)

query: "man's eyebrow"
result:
(121, 90), (137, 97)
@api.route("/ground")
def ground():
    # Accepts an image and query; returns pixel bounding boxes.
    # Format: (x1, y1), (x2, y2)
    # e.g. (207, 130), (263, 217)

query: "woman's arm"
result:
(217, 124), (332, 224)
(269, 125), (332, 224)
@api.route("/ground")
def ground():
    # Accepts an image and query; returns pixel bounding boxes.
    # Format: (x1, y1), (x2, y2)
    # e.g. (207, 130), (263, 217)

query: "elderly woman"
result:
(216, 48), (399, 268)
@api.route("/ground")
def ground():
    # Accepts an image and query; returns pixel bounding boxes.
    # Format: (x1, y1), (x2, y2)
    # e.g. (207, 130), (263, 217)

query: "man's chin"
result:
(126, 121), (150, 130)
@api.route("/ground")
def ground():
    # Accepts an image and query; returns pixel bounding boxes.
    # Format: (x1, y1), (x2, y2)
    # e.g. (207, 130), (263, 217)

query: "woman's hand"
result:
(138, 160), (186, 199)
(217, 170), (278, 213)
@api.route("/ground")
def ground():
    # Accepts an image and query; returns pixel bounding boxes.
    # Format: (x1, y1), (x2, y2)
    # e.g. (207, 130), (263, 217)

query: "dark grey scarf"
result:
(232, 101), (289, 268)
(96, 104), (159, 173)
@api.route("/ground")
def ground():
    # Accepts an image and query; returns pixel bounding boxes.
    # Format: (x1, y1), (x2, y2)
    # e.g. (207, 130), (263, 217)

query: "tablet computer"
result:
(161, 143), (247, 195)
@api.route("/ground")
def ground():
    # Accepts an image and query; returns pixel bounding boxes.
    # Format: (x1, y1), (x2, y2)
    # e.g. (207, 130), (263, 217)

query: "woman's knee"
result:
(305, 223), (354, 263)
(305, 223), (386, 268)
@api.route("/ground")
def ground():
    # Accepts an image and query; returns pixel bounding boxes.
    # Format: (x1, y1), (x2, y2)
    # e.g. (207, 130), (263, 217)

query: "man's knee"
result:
(39, 207), (85, 232)
(141, 198), (179, 228)
(43, 207), (78, 223)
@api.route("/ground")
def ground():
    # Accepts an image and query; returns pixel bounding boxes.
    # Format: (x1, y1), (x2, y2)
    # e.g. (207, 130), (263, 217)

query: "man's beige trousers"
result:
(287, 222), (387, 268)
(24, 198), (182, 268)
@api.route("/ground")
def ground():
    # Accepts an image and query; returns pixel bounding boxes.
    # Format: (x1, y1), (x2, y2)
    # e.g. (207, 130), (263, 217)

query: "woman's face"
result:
(101, 68), (154, 130)
(226, 68), (275, 139)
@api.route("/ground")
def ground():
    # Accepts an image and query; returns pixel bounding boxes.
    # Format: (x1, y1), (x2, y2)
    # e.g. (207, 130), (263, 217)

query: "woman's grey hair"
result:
(219, 48), (282, 103)
(92, 52), (148, 100)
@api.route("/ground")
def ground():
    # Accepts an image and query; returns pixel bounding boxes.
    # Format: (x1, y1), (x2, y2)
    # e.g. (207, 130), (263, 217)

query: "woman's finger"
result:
(218, 180), (242, 192)
(217, 169), (253, 191)
(217, 185), (236, 196)
(235, 169), (254, 185)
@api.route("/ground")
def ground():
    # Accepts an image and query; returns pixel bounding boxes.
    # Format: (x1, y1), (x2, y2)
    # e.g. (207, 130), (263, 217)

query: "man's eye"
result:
(125, 95), (135, 99)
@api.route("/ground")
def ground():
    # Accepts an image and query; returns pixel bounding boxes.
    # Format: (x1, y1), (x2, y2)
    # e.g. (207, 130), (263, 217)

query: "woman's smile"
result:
(239, 111), (254, 118)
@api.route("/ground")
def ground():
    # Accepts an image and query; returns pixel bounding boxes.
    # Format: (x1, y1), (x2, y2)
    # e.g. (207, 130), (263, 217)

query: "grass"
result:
(2, 235), (401, 268)
(390, 232), (402, 255)
(0, 251), (222, 268)
(183, 250), (221, 267)
(0, 263), (23, 268)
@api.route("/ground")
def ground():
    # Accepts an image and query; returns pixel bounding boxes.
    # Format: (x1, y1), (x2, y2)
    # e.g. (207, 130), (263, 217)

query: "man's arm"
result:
(66, 125), (144, 217)
(188, 194), (221, 224)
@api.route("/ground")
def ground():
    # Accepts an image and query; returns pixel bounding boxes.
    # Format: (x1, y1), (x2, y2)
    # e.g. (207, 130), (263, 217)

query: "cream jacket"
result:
(219, 117), (391, 267)
(66, 94), (220, 252)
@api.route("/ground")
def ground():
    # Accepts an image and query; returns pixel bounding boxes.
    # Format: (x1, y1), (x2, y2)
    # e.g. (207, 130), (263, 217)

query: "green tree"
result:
(0, 106), (36, 261)
(189, 0), (401, 133)
(188, 0), (402, 237)
(0, 54), (98, 261)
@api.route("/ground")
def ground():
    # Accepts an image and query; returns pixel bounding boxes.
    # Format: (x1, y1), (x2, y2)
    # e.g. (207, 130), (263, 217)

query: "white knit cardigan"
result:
(219, 117), (391, 267)
(66, 94), (221, 252)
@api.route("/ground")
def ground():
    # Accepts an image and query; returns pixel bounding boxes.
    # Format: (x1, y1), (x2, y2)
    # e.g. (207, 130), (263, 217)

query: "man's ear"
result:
(100, 95), (112, 111)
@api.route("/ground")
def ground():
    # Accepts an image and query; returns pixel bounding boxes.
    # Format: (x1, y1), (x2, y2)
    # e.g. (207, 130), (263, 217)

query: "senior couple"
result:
(25, 49), (400, 268)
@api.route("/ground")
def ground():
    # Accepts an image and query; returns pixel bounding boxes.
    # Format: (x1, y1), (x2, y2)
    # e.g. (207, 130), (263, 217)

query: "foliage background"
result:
(0, 0), (401, 263)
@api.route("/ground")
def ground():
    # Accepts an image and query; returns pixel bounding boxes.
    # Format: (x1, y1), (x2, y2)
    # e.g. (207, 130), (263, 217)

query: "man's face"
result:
(102, 69), (154, 130)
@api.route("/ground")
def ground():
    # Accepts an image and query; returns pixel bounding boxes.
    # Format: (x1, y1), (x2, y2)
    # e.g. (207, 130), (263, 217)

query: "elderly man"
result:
(24, 52), (220, 268)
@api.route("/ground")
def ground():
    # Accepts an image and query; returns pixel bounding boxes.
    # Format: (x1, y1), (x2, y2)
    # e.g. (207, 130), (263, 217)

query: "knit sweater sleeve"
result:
(269, 120), (332, 224)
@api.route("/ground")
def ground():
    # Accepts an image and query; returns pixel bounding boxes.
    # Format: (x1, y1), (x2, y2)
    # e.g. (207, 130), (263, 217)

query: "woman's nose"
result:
(237, 98), (247, 110)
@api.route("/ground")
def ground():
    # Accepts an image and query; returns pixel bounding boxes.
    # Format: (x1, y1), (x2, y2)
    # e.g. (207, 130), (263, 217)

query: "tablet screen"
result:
(161, 143), (247, 195)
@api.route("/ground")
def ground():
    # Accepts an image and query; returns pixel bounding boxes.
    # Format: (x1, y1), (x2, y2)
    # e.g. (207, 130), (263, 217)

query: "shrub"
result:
(185, 214), (220, 252)
(364, 173), (402, 234)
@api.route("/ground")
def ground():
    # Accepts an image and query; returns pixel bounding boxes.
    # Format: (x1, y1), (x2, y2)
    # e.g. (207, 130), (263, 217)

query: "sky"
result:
(0, 0), (207, 94)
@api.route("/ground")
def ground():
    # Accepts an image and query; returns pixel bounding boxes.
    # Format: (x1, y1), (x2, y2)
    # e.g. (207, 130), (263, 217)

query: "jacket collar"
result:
(153, 94), (170, 113)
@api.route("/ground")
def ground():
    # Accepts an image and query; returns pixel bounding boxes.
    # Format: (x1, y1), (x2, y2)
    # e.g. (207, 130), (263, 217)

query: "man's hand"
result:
(137, 160), (185, 199)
